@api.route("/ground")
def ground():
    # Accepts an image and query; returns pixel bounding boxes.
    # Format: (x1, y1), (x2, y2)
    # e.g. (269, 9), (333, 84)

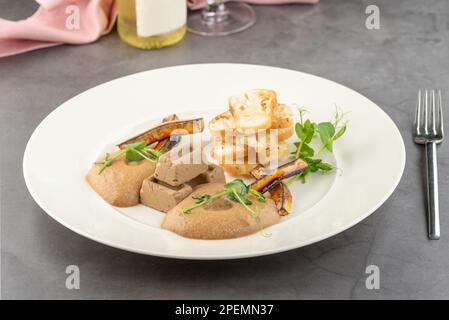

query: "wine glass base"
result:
(188, 2), (256, 36)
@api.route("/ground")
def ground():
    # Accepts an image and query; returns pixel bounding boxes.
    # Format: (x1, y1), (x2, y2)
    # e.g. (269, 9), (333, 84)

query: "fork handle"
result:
(426, 142), (440, 240)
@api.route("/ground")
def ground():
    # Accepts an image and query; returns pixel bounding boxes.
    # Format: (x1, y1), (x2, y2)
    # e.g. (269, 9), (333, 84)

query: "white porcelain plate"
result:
(23, 64), (405, 259)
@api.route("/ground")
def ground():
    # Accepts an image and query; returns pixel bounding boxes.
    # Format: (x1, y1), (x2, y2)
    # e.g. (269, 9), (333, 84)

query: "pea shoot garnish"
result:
(96, 141), (162, 174)
(290, 107), (347, 184)
(182, 179), (266, 218)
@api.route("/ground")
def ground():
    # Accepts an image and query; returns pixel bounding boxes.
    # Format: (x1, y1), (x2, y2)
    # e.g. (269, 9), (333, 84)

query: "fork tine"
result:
(431, 90), (437, 135)
(437, 90), (444, 135)
(424, 89), (429, 134)
(415, 90), (422, 135)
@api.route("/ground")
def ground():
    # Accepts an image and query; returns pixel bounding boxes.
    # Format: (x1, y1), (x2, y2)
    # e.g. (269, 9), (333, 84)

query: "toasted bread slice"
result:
(208, 111), (235, 138)
(211, 131), (280, 163)
(211, 143), (276, 165)
(272, 104), (294, 141)
(271, 104), (293, 129)
(229, 89), (277, 133)
(211, 142), (289, 176)
(275, 126), (294, 142)
(220, 163), (259, 177)
(209, 103), (293, 141)
(210, 140), (248, 163)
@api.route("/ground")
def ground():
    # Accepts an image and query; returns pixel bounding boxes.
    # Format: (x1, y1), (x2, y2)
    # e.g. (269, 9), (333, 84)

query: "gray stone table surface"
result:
(1, 0), (449, 299)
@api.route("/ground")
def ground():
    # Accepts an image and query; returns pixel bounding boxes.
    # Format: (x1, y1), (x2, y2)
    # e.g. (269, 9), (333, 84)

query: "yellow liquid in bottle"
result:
(117, 0), (187, 50)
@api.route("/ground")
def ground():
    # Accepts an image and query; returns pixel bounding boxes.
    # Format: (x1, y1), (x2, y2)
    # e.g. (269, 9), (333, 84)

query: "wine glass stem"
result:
(203, 0), (229, 23)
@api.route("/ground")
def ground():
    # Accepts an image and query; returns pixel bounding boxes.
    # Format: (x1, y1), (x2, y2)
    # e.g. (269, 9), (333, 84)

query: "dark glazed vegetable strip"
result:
(153, 114), (180, 151)
(250, 164), (293, 216)
(118, 118), (204, 149)
(250, 159), (308, 194)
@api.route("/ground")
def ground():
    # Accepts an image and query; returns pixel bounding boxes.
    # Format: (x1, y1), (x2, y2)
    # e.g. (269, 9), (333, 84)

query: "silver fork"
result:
(413, 90), (444, 240)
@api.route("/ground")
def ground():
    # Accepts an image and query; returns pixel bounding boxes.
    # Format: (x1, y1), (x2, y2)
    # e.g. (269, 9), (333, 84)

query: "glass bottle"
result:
(117, 0), (187, 49)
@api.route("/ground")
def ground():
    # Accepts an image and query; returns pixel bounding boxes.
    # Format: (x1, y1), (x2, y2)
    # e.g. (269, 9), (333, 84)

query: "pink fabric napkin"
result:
(0, 0), (318, 58)
(0, 0), (116, 58)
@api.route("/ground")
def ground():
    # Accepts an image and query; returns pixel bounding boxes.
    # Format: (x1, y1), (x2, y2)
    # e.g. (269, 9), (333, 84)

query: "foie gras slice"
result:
(186, 164), (226, 188)
(140, 176), (193, 213)
(153, 150), (208, 187)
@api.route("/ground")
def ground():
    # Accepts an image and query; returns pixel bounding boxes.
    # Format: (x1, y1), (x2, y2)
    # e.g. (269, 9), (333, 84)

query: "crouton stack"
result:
(208, 89), (294, 176)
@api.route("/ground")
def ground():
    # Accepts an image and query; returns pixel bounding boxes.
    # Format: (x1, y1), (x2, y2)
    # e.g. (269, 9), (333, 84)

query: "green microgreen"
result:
(290, 106), (347, 183)
(96, 140), (161, 174)
(182, 179), (265, 218)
